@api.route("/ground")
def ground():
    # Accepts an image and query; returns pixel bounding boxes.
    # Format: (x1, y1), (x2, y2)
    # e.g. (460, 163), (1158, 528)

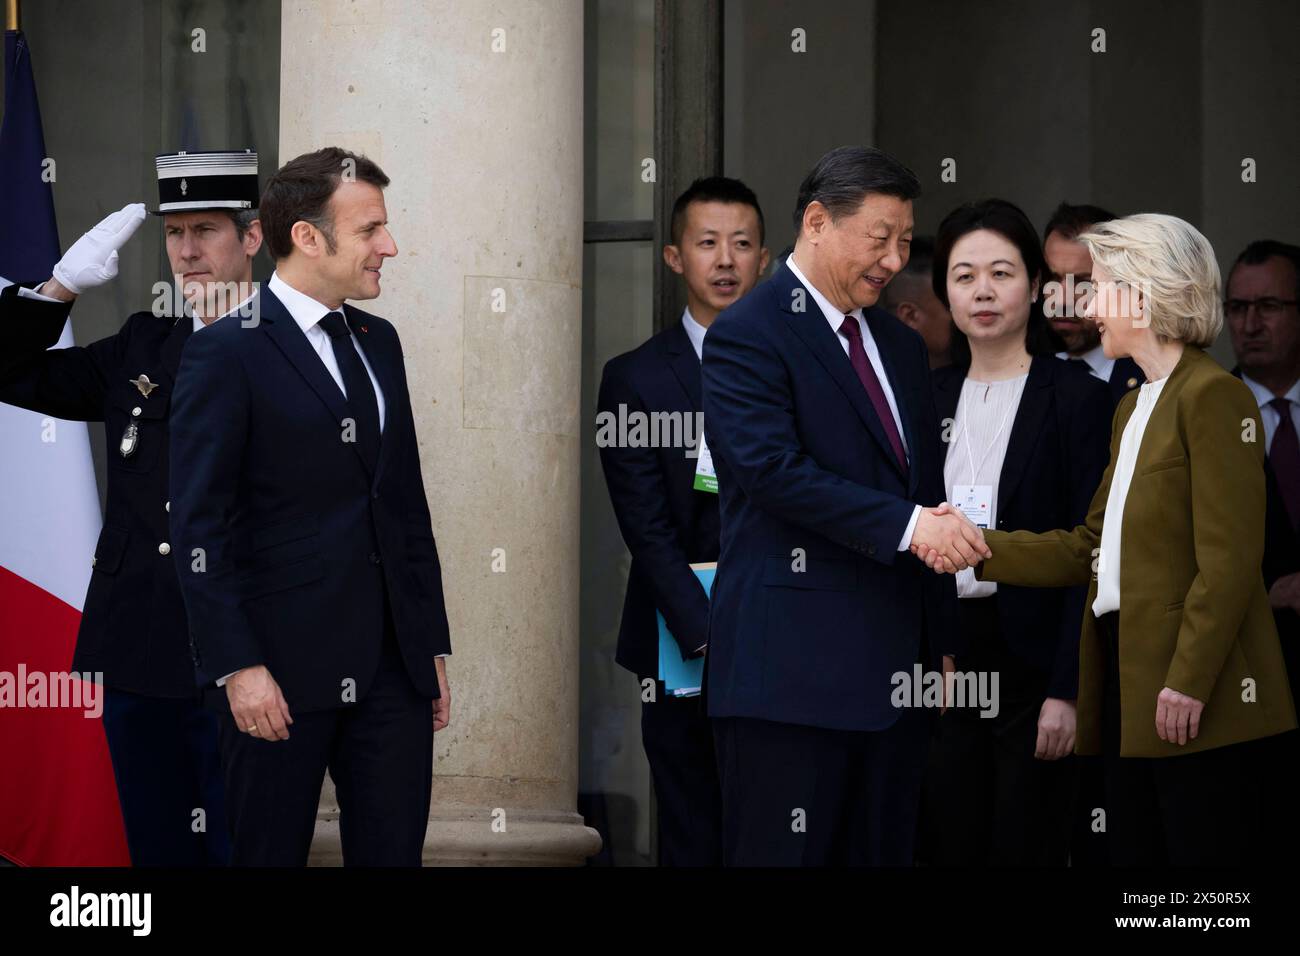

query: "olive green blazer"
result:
(977, 346), (1297, 757)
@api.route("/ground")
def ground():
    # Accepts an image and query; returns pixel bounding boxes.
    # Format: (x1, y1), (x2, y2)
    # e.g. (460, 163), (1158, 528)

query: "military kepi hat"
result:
(151, 149), (259, 215)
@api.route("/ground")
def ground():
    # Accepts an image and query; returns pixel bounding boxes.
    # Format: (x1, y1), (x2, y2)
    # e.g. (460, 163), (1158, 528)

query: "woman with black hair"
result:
(921, 198), (1112, 865)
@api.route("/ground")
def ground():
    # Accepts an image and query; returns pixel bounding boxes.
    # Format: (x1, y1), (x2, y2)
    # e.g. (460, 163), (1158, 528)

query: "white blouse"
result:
(1092, 375), (1169, 616)
(945, 373), (1029, 598)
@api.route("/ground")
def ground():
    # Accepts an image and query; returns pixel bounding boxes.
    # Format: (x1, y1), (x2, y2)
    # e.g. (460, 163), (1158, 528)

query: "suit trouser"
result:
(216, 621), (434, 867)
(640, 678), (723, 867)
(713, 704), (933, 866)
(922, 596), (1074, 866)
(101, 687), (231, 866)
(1095, 611), (1262, 867)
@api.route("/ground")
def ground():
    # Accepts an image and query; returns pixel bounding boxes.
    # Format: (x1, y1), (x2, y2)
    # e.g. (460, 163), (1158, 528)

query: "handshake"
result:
(909, 503), (992, 574)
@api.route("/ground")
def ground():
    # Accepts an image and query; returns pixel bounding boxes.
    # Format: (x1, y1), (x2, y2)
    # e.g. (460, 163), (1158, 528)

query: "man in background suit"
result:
(877, 236), (953, 369)
(700, 146), (987, 865)
(0, 150), (262, 865)
(1227, 238), (1300, 864)
(169, 147), (452, 866)
(1043, 202), (1142, 406)
(597, 177), (768, 866)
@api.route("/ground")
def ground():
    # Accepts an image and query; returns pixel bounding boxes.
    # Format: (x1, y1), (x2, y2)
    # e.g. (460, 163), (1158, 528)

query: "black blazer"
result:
(596, 321), (720, 678)
(168, 288), (450, 712)
(933, 354), (1111, 698)
(0, 281), (198, 697)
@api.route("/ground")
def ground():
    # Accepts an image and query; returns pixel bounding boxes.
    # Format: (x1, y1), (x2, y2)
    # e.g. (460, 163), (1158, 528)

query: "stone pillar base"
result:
(308, 806), (601, 867)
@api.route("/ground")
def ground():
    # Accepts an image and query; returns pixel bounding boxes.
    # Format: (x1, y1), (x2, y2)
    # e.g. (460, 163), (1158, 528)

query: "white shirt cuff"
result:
(215, 669), (242, 687)
(435, 653), (450, 658)
(897, 504), (922, 551)
(18, 282), (63, 303)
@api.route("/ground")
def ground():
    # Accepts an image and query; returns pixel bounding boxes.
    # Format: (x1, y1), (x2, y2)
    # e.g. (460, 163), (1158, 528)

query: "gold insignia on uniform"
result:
(1126, 377), (1139, 389)
(130, 374), (159, 397)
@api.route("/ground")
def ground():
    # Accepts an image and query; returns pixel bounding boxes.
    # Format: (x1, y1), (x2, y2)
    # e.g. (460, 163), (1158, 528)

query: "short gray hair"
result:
(228, 208), (258, 242)
(1078, 213), (1222, 348)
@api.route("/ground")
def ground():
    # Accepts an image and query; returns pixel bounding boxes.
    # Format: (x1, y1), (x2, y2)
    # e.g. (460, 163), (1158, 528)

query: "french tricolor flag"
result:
(0, 27), (128, 866)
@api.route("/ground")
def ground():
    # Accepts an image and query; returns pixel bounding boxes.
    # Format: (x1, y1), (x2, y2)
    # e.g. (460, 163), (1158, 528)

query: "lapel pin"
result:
(359, 326), (368, 333)
(1126, 377), (1138, 389)
(130, 374), (159, 398)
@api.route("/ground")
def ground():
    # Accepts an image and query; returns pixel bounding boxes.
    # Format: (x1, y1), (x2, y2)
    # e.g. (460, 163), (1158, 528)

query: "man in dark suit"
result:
(1226, 238), (1300, 864)
(169, 147), (452, 866)
(1043, 202), (1142, 406)
(877, 237), (953, 369)
(597, 177), (768, 866)
(700, 146), (987, 865)
(0, 151), (263, 865)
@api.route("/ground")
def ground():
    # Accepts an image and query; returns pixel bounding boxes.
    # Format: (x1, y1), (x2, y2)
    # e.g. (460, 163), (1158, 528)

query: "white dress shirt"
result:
(1056, 343), (1115, 385)
(191, 291), (256, 332)
(785, 255), (921, 550)
(944, 373), (1028, 598)
(682, 307), (708, 361)
(268, 272), (386, 430)
(1092, 374), (1169, 615)
(10, 277), (62, 303)
(1240, 373), (1300, 453)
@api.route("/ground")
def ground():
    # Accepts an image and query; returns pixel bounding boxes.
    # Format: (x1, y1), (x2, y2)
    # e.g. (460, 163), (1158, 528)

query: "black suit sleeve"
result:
(0, 281), (119, 422)
(597, 359), (710, 660)
(1048, 374), (1112, 699)
(389, 327), (452, 656)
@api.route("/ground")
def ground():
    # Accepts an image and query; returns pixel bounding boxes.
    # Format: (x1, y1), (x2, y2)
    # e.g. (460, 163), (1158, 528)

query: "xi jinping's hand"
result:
(909, 502), (991, 573)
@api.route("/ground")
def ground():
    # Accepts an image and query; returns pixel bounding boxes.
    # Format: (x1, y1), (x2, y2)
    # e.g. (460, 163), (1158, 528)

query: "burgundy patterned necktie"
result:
(838, 315), (908, 476)
(1268, 397), (1300, 530)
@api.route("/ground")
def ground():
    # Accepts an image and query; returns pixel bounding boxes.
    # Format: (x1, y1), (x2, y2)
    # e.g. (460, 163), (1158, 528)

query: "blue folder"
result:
(656, 562), (716, 697)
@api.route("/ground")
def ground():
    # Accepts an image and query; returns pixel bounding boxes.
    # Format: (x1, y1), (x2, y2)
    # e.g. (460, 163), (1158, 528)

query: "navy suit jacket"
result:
(597, 321), (720, 678)
(699, 262), (958, 732)
(0, 281), (197, 697)
(1231, 366), (1300, 692)
(933, 355), (1111, 698)
(168, 288), (451, 712)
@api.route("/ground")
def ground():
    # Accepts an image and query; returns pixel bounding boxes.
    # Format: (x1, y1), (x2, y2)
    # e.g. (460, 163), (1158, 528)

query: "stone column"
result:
(279, 0), (600, 865)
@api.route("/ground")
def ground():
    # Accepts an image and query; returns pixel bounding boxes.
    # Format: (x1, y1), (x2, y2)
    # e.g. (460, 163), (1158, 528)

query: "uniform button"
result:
(132, 406), (142, 417)
(371, 491), (380, 500)
(368, 552), (382, 565)
(868, 545), (877, 556)
(165, 500), (170, 513)
(158, 542), (171, 556)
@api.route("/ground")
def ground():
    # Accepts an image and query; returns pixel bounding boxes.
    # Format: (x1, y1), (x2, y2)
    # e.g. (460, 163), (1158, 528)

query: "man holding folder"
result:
(597, 177), (768, 866)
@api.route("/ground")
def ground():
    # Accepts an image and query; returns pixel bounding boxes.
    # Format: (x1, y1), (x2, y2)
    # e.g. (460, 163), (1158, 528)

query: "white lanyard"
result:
(959, 382), (1017, 485)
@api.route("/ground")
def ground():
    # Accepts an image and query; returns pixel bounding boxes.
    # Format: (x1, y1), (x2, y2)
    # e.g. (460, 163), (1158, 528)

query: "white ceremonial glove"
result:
(50, 202), (147, 294)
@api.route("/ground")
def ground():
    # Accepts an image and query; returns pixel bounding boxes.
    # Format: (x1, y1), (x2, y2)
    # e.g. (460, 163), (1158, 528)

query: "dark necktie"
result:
(1268, 397), (1300, 530)
(319, 311), (380, 471)
(838, 315), (908, 476)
